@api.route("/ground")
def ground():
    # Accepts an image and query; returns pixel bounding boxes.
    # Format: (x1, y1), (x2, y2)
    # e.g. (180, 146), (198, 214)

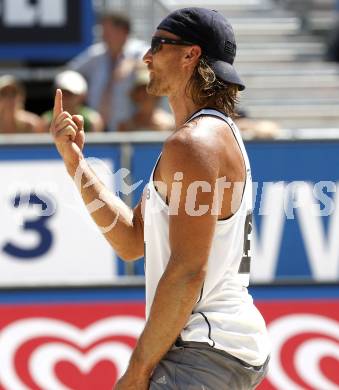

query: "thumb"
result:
(53, 89), (63, 119)
(73, 114), (85, 151)
(72, 114), (84, 131)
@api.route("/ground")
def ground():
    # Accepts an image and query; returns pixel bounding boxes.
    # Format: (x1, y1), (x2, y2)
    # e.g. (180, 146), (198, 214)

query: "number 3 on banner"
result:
(2, 193), (54, 259)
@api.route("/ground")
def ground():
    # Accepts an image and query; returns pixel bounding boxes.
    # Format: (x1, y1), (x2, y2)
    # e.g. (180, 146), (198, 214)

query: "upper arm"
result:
(161, 134), (219, 276)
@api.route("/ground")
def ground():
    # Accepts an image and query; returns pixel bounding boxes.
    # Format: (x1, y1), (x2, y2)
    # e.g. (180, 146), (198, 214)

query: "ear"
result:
(183, 45), (202, 65)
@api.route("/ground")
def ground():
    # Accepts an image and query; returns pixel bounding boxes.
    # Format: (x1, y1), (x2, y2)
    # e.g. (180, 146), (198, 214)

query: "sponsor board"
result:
(258, 300), (339, 390)
(1, 140), (339, 284)
(0, 158), (117, 286)
(0, 0), (93, 60)
(132, 141), (339, 282)
(0, 289), (337, 390)
(0, 302), (145, 390)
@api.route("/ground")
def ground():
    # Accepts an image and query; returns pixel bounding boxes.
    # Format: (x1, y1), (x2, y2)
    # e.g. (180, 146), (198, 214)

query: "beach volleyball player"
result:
(51, 8), (270, 390)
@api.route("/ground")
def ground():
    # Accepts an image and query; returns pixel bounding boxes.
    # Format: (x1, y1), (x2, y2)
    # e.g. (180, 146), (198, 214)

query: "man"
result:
(42, 70), (104, 133)
(51, 7), (270, 390)
(69, 11), (148, 131)
(0, 75), (44, 134)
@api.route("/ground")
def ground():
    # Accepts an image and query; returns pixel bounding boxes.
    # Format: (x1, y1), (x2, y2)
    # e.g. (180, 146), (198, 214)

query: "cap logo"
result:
(225, 41), (236, 56)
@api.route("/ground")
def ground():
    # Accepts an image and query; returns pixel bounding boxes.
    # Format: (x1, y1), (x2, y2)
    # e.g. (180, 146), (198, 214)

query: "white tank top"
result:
(144, 109), (270, 366)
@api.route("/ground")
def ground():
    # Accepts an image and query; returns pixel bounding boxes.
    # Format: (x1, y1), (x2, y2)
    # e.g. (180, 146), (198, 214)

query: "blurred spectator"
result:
(42, 70), (104, 133)
(325, 0), (339, 62)
(0, 75), (44, 134)
(234, 108), (281, 139)
(326, 27), (339, 62)
(118, 65), (174, 131)
(69, 11), (148, 132)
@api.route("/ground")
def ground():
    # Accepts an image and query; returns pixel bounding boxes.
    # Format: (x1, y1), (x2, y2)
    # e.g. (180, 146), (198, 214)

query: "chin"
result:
(146, 82), (164, 97)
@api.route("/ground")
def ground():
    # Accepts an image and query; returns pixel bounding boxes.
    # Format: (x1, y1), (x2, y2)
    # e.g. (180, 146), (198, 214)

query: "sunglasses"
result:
(150, 36), (194, 55)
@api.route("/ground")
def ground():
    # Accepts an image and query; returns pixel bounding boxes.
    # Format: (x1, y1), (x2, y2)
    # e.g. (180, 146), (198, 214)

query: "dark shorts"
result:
(149, 340), (269, 390)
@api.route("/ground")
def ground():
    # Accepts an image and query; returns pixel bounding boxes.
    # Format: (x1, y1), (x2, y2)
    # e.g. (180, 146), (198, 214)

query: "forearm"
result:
(128, 260), (205, 375)
(68, 158), (144, 260)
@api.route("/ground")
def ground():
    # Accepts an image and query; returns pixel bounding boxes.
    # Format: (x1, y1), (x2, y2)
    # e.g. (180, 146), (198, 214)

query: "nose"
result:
(143, 48), (152, 64)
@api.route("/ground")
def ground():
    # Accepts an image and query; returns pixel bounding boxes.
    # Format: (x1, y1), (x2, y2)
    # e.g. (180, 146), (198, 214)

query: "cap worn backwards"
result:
(157, 7), (245, 91)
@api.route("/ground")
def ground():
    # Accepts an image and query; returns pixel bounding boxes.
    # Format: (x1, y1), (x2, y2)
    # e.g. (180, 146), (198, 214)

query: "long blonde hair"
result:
(186, 57), (239, 118)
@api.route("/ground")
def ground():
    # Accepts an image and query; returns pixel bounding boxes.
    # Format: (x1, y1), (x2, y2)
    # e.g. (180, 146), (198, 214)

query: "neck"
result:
(168, 89), (201, 129)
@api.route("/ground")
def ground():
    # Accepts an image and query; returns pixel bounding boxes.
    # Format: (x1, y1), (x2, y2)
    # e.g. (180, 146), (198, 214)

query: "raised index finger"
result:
(53, 89), (63, 119)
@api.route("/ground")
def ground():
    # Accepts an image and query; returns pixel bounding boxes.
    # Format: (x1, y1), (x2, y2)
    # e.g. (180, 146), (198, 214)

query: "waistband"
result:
(174, 337), (269, 371)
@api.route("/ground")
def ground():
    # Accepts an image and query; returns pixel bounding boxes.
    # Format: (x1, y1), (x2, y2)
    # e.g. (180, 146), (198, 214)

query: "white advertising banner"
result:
(0, 159), (117, 286)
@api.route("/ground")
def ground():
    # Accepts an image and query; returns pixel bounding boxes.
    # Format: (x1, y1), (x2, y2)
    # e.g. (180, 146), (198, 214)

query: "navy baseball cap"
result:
(157, 7), (245, 91)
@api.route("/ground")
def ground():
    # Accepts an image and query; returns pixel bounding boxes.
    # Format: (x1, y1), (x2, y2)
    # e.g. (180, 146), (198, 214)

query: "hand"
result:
(114, 371), (150, 390)
(50, 89), (85, 173)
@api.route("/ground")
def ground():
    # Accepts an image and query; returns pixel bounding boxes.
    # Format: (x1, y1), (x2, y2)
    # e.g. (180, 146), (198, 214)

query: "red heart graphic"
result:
(0, 303), (145, 390)
(320, 357), (339, 387)
(55, 360), (117, 390)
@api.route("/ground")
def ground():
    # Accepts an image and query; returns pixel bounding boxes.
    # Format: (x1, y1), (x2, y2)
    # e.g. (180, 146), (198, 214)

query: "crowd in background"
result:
(0, 10), (281, 139)
(325, 0), (339, 62)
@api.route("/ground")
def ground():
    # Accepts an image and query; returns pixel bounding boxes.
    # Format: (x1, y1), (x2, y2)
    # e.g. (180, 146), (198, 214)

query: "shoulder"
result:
(161, 121), (220, 182)
(17, 110), (44, 133)
(81, 42), (107, 58)
(18, 110), (41, 123)
(184, 113), (244, 162)
(164, 115), (230, 159)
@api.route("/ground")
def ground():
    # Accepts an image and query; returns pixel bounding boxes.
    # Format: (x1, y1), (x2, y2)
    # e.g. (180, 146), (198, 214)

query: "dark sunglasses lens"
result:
(151, 38), (161, 54)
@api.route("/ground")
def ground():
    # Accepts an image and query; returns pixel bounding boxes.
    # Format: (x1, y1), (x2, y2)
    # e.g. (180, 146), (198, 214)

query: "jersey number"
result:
(238, 212), (252, 274)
